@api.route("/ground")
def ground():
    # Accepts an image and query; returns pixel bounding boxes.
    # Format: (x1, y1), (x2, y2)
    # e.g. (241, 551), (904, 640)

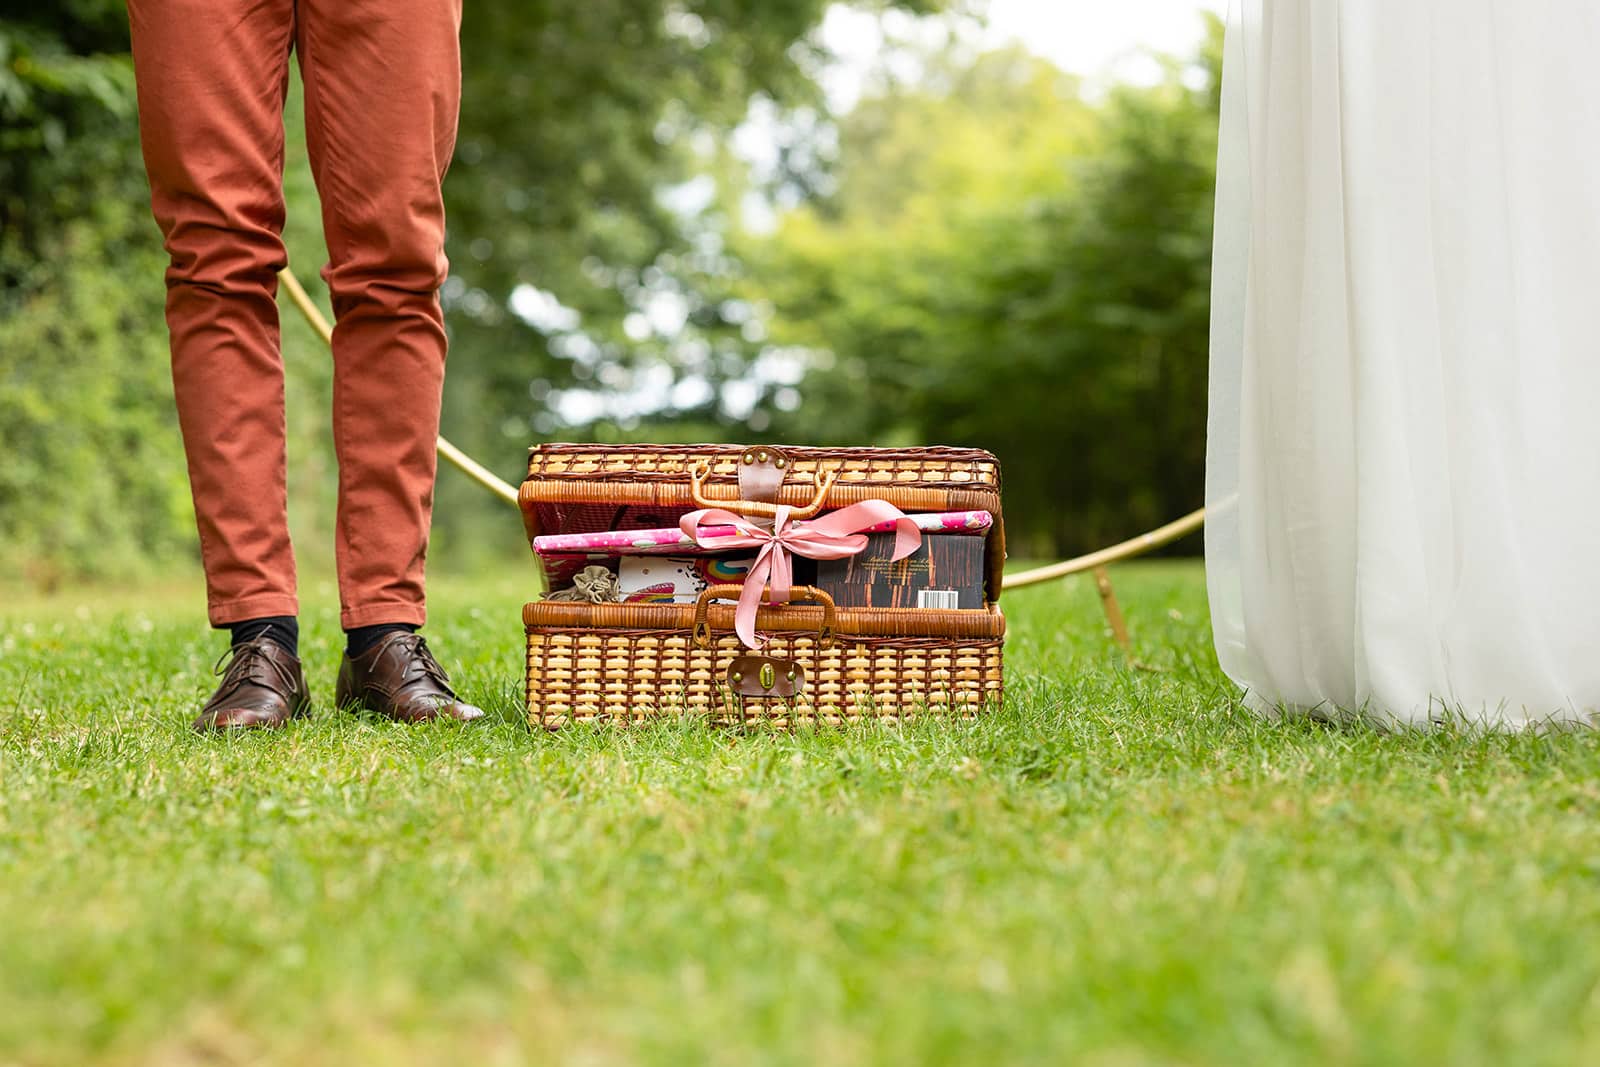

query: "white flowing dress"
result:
(1206, 0), (1600, 727)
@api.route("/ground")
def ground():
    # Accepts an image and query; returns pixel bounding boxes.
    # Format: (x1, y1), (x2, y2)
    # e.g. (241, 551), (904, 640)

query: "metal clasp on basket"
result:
(692, 584), (838, 650)
(727, 654), (805, 698)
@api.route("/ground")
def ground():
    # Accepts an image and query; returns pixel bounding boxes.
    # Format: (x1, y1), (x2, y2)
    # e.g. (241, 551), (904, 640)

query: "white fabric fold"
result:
(1206, 0), (1600, 727)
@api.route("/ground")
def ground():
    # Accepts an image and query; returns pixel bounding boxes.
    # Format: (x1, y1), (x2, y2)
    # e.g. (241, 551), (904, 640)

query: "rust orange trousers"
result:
(127, 0), (462, 629)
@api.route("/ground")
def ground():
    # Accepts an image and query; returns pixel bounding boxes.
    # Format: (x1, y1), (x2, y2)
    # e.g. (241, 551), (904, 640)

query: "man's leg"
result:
(299, 0), (481, 722)
(127, 0), (300, 628)
(296, 0), (461, 632)
(128, 0), (310, 730)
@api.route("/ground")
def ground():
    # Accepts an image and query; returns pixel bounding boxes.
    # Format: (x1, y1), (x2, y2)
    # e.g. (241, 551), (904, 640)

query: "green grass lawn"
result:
(3, 563), (1599, 1066)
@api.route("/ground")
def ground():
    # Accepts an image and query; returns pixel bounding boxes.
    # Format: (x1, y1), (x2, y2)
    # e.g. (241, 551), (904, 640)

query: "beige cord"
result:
(277, 267), (521, 507)
(1001, 507), (1206, 590)
(279, 266), (1207, 580)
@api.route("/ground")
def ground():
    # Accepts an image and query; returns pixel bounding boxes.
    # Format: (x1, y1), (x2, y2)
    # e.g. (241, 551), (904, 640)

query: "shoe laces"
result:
(391, 633), (457, 696)
(212, 639), (298, 700)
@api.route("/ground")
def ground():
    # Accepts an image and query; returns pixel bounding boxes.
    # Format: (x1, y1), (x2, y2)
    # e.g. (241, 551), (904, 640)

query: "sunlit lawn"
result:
(2, 563), (1598, 1066)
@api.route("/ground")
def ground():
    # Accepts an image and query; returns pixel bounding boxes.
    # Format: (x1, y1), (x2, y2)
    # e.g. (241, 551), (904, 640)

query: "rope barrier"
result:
(277, 265), (1205, 607)
(1001, 507), (1205, 589)
(277, 267), (521, 507)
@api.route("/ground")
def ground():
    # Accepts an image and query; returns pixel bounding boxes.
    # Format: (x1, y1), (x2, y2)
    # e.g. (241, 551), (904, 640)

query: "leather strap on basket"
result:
(738, 446), (787, 504)
(727, 654), (805, 699)
(693, 584), (837, 650)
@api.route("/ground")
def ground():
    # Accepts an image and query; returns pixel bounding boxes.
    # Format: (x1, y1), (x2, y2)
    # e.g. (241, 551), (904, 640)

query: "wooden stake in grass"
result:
(1093, 566), (1131, 653)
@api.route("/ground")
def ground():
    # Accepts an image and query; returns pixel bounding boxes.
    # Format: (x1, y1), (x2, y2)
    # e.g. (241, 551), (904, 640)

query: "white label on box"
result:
(916, 589), (960, 610)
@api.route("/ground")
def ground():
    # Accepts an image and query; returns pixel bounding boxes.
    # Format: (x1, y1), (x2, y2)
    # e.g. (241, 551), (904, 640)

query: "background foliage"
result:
(1, 2), (180, 586)
(744, 39), (1219, 553)
(0, 1), (1218, 585)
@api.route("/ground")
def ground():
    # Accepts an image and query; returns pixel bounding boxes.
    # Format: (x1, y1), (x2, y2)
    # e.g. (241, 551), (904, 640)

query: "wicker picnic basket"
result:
(520, 444), (1006, 727)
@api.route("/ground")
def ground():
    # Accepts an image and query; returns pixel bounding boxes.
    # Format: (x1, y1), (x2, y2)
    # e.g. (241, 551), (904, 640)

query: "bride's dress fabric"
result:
(1206, 0), (1600, 726)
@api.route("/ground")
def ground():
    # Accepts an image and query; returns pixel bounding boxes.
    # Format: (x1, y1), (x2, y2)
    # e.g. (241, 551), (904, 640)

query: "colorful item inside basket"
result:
(617, 555), (755, 603)
(535, 506), (992, 637)
(679, 500), (922, 649)
(531, 509), (992, 558)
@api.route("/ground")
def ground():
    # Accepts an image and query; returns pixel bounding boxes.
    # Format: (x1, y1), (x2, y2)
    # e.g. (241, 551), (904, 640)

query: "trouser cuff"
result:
(341, 601), (427, 630)
(208, 594), (300, 628)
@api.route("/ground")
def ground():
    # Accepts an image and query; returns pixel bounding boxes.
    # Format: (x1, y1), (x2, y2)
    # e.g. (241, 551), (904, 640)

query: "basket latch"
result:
(737, 446), (788, 504)
(727, 655), (804, 698)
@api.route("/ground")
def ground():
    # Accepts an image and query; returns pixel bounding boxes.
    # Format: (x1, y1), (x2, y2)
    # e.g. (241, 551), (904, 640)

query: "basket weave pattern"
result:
(525, 627), (1004, 728)
(525, 443), (1000, 489)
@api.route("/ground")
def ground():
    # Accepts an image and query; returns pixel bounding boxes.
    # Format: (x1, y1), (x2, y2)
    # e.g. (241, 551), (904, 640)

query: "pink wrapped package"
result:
(533, 509), (993, 559)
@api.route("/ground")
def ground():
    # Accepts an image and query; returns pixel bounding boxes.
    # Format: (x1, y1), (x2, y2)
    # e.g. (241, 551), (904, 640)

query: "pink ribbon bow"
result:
(680, 500), (922, 648)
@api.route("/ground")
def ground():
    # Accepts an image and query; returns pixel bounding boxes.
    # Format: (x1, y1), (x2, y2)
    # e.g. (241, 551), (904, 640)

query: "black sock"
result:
(228, 616), (299, 657)
(345, 622), (417, 658)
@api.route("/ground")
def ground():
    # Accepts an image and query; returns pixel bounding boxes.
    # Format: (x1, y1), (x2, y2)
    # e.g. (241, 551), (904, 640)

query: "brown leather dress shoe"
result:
(193, 636), (311, 732)
(335, 632), (484, 723)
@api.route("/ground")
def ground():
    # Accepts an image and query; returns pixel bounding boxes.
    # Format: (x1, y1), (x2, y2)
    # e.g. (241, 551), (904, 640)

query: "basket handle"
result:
(692, 584), (837, 649)
(690, 460), (836, 519)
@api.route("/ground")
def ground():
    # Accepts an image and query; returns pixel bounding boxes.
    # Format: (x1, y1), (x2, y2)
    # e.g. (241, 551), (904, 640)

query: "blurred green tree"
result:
(0, 3), (188, 586)
(437, 0), (952, 551)
(739, 19), (1222, 556)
